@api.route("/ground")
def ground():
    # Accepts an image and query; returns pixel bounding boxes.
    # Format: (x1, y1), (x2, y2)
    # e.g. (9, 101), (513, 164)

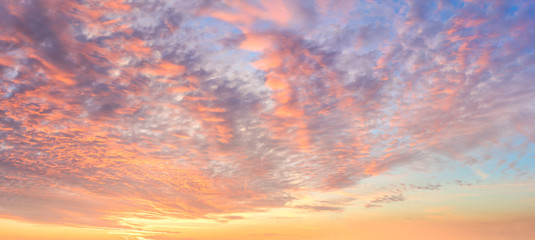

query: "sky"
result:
(1, 0), (535, 239)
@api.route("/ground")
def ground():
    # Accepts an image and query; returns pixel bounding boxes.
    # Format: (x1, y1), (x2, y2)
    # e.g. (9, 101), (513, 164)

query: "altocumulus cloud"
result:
(0, 0), (534, 228)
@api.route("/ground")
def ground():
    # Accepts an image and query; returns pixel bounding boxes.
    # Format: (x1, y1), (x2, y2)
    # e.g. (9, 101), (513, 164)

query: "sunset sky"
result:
(1, 0), (535, 239)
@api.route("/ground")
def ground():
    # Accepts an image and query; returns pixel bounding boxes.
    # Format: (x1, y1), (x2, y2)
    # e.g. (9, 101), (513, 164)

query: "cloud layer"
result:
(1, 0), (534, 229)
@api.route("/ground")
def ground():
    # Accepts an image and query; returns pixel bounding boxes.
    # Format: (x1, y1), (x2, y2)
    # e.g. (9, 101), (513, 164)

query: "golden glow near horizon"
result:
(1, 0), (535, 239)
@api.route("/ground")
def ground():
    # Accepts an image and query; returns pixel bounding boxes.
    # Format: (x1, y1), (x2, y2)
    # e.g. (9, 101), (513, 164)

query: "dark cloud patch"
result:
(222, 215), (244, 220)
(410, 184), (441, 191)
(454, 180), (477, 186)
(365, 194), (406, 208)
(293, 204), (343, 212)
(406, 0), (438, 23)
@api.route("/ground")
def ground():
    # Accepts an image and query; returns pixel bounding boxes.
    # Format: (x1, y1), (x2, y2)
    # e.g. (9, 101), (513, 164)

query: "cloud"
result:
(365, 194), (406, 208)
(0, 0), (534, 232)
(293, 204), (343, 212)
(410, 184), (441, 191)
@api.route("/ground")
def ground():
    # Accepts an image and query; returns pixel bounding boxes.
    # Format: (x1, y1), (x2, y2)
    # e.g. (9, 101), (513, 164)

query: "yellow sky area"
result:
(1, 180), (534, 240)
(2, 214), (535, 240)
(0, 218), (117, 240)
